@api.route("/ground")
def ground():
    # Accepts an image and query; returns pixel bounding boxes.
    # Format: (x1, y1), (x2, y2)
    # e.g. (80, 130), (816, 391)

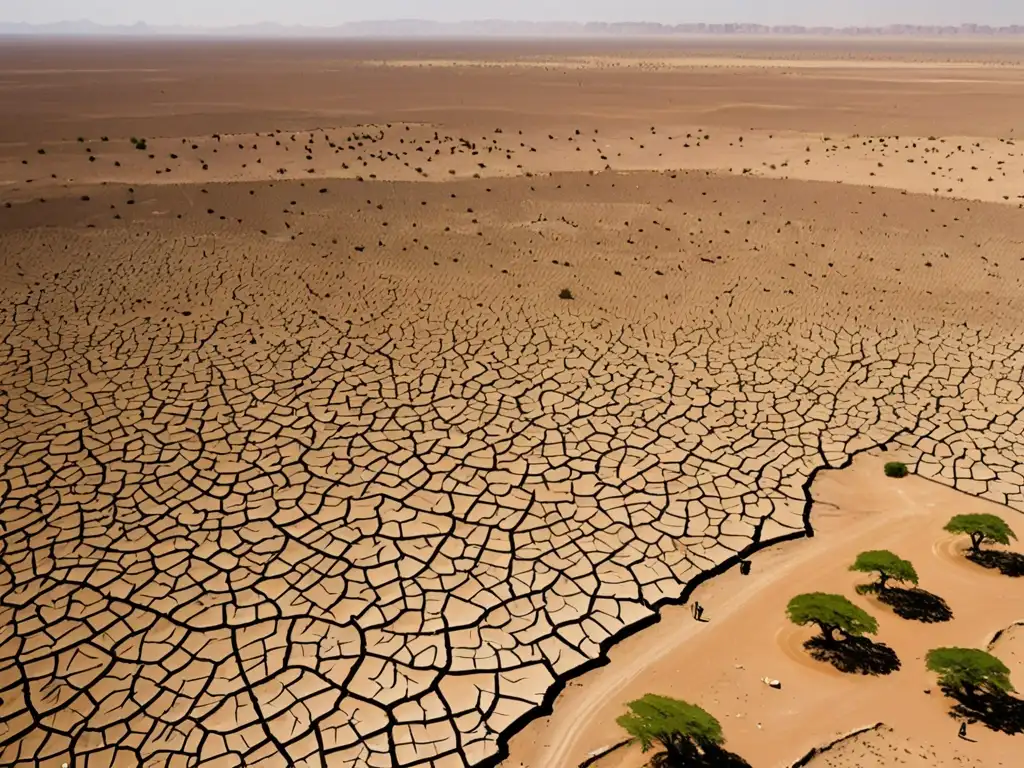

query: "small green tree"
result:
(925, 647), (1015, 697)
(849, 550), (919, 593)
(617, 694), (724, 765)
(786, 593), (878, 643)
(944, 514), (1017, 554)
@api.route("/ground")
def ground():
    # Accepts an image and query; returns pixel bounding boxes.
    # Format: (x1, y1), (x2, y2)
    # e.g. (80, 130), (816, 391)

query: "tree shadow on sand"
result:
(944, 687), (1024, 735)
(805, 636), (901, 676)
(650, 744), (752, 768)
(877, 587), (953, 623)
(967, 550), (1024, 577)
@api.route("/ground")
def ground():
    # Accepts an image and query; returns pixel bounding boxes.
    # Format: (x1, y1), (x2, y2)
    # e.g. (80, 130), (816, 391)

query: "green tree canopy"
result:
(786, 593), (878, 643)
(925, 647), (1015, 696)
(617, 694), (724, 763)
(849, 550), (919, 592)
(944, 514), (1017, 553)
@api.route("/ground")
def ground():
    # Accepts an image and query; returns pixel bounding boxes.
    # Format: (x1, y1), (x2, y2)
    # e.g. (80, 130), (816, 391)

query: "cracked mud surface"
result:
(4, 40), (1024, 768)
(4, 172), (1024, 768)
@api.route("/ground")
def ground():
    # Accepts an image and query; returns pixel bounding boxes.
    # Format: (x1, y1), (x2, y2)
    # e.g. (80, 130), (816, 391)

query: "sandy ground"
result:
(2, 39), (1024, 768)
(504, 453), (1024, 768)
(5, 122), (1024, 207)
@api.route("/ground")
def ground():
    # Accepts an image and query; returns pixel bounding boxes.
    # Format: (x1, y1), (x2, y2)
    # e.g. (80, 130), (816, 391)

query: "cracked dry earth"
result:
(3, 173), (1024, 768)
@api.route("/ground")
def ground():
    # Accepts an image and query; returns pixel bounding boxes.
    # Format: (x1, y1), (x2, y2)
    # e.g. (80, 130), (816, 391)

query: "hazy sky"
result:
(4, 0), (1021, 27)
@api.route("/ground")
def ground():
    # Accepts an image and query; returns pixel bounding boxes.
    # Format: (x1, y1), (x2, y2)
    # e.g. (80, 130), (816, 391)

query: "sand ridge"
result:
(4, 123), (1024, 207)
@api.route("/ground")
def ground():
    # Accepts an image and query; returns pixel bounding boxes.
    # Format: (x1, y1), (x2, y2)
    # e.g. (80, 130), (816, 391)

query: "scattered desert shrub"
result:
(884, 461), (909, 478)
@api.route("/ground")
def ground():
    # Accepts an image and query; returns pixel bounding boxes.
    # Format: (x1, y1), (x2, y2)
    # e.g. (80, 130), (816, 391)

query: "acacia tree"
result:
(849, 550), (919, 593)
(786, 593), (878, 644)
(616, 694), (724, 766)
(925, 647), (1015, 698)
(944, 514), (1017, 554)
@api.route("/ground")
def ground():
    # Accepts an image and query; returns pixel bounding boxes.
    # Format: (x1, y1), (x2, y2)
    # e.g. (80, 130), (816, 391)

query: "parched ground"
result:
(801, 725), (991, 767)
(2, 38), (1024, 768)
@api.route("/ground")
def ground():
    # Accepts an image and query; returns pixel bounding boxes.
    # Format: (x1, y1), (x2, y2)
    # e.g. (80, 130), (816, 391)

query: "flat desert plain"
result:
(2, 37), (1024, 768)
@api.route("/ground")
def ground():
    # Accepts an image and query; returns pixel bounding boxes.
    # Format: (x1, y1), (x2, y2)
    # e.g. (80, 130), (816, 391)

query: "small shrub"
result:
(559, 288), (574, 300)
(884, 461), (908, 478)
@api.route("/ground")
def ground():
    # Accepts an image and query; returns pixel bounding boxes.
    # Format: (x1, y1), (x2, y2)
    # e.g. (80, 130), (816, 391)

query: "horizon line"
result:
(3, 18), (1024, 35)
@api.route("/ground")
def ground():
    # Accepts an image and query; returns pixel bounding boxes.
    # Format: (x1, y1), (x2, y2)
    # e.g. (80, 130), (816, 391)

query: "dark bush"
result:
(884, 462), (909, 478)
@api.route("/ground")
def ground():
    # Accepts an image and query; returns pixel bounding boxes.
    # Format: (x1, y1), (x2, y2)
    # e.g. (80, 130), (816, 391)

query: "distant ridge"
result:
(3, 19), (1024, 38)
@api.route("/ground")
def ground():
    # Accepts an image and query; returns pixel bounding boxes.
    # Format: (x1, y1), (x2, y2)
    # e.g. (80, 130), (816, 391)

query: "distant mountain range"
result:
(2, 19), (1024, 38)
